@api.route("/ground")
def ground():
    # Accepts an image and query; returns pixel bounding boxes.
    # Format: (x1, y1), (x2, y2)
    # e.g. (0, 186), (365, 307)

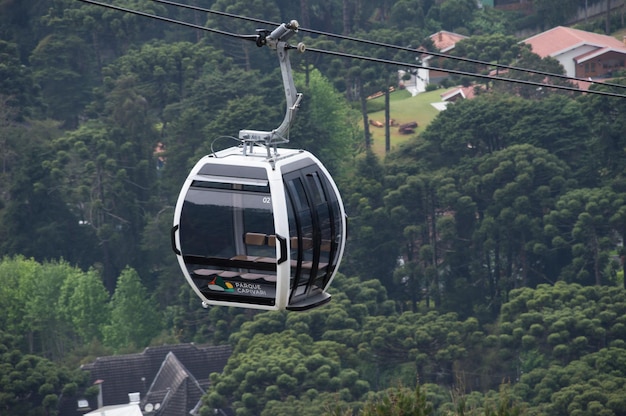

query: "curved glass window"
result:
(284, 164), (343, 307)
(179, 180), (277, 306)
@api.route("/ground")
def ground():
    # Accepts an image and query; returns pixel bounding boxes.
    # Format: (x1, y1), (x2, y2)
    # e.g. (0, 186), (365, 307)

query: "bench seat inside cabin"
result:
(190, 232), (330, 283)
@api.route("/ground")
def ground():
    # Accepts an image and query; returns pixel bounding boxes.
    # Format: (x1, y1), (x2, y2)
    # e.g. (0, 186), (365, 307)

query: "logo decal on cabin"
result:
(207, 276), (234, 292)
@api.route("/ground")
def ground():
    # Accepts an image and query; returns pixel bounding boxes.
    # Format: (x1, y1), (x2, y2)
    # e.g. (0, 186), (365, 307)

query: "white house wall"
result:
(552, 44), (598, 77)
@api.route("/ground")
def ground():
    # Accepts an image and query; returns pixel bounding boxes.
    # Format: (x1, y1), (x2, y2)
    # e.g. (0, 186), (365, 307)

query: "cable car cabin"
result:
(171, 20), (346, 311)
(171, 145), (346, 311)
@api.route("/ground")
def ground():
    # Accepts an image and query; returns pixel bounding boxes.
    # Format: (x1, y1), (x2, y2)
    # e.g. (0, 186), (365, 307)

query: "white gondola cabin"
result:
(171, 146), (346, 310)
(171, 21), (346, 311)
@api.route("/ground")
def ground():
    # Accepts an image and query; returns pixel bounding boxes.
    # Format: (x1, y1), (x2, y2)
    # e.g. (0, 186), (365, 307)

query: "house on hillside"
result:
(430, 85), (480, 111)
(84, 394), (143, 416)
(523, 26), (626, 80)
(59, 343), (232, 416)
(441, 85), (478, 102)
(401, 30), (469, 95)
(426, 31), (470, 84)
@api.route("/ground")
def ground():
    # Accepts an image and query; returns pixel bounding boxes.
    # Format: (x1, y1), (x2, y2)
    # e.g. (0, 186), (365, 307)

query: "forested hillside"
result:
(1, 1), (626, 415)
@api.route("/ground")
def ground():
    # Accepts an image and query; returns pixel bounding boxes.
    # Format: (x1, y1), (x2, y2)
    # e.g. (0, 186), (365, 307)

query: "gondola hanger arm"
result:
(239, 21), (305, 157)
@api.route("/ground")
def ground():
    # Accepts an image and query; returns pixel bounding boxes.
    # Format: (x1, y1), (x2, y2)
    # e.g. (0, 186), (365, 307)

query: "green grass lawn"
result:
(366, 88), (448, 157)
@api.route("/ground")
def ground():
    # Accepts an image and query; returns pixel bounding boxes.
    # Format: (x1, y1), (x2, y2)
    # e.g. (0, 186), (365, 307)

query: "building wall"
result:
(554, 45), (598, 77)
(576, 51), (626, 78)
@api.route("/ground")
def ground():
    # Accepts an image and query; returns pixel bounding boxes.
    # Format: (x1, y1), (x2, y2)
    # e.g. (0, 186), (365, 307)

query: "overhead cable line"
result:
(76, 0), (258, 41)
(303, 46), (626, 98)
(149, 0), (626, 92)
(75, 0), (626, 99)
(151, 0), (275, 27)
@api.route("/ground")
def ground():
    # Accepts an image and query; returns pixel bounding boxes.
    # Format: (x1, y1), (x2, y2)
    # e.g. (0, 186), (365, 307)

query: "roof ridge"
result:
(145, 352), (205, 399)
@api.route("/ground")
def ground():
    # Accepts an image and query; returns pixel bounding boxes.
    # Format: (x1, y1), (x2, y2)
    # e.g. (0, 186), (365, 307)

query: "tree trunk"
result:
(606, 0), (611, 34)
(354, 0), (362, 31)
(520, 245), (528, 288)
(343, 0), (351, 35)
(192, 0), (203, 42)
(618, 227), (626, 290)
(359, 79), (371, 149)
(384, 86), (390, 153)
(593, 233), (602, 285)
(420, 187), (436, 308)
(243, 43), (251, 72)
(102, 241), (117, 293)
(300, 0), (310, 28)
(493, 240), (501, 309)
(410, 268), (418, 312)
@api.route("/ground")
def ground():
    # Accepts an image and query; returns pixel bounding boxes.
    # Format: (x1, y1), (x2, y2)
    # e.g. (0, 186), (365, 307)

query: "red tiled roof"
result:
(430, 30), (469, 52)
(523, 26), (626, 58)
(571, 79), (593, 90)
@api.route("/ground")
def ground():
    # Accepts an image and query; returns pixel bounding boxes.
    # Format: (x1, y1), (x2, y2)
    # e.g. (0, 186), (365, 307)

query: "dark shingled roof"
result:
(71, 343), (232, 415)
(142, 352), (206, 416)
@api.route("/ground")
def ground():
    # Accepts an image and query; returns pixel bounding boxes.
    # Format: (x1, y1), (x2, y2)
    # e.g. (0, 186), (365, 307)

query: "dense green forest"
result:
(2, 0), (626, 415)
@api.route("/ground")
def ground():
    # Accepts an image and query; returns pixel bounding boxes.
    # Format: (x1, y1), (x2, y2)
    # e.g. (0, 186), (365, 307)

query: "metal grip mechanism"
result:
(240, 21), (305, 157)
(255, 29), (270, 47)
